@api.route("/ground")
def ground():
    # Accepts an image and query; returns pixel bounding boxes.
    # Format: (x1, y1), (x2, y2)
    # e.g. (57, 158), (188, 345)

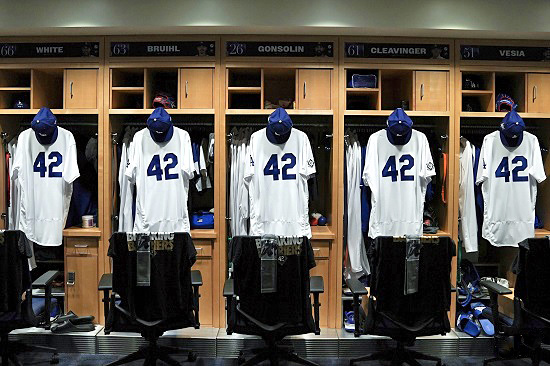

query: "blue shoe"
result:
(344, 311), (355, 333)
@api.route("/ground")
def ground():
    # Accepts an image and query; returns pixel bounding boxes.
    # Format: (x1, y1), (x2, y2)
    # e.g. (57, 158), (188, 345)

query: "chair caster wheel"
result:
(187, 351), (197, 362)
(50, 353), (59, 364)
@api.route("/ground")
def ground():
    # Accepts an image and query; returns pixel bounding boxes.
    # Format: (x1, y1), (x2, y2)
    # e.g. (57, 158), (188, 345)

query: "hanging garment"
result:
(459, 137), (478, 253)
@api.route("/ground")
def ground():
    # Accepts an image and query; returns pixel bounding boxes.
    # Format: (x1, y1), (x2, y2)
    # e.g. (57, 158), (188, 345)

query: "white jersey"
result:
(459, 138), (478, 253)
(476, 131), (546, 247)
(12, 127), (80, 246)
(362, 129), (435, 238)
(244, 128), (316, 238)
(125, 127), (194, 233)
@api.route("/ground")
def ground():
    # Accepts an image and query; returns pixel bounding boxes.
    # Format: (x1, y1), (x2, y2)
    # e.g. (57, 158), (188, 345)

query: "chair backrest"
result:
(367, 236), (455, 337)
(0, 230), (33, 317)
(515, 238), (550, 321)
(108, 232), (197, 328)
(230, 236), (316, 334)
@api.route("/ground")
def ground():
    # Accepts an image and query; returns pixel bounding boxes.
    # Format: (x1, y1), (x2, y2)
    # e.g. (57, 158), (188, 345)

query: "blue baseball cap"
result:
(147, 107), (173, 142)
(501, 109), (525, 139)
(31, 107), (58, 145)
(266, 107), (292, 144)
(387, 108), (413, 136)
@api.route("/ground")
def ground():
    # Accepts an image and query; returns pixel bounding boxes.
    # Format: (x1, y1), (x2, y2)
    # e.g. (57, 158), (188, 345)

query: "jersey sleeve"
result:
(362, 135), (376, 187)
(300, 135), (316, 178)
(420, 135), (436, 182)
(530, 137), (547, 183)
(11, 139), (22, 181)
(124, 140), (137, 184)
(243, 137), (255, 185)
(63, 139), (80, 184)
(181, 132), (195, 180)
(476, 137), (490, 185)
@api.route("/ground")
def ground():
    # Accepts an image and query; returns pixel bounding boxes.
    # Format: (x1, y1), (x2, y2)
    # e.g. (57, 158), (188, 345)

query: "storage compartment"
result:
(0, 69), (31, 88)
(228, 68), (261, 87)
(346, 69), (379, 89)
(180, 68), (214, 109)
(381, 70), (413, 110)
(145, 68), (178, 109)
(111, 68), (144, 87)
(263, 68), (295, 109)
(310, 240), (330, 327)
(462, 72), (494, 92)
(415, 71), (448, 112)
(32, 69), (64, 109)
(495, 73), (525, 112)
(297, 69), (331, 110)
(527, 73), (550, 113)
(65, 252), (99, 320)
(65, 69), (98, 109)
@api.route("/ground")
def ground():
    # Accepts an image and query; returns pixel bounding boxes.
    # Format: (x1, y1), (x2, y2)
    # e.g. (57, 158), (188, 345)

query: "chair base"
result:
(106, 343), (196, 366)
(1, 335), (58, 366)
(238, 343), (318, 366)
(484, 346), (550, 366)
(350, 341), (442, 366)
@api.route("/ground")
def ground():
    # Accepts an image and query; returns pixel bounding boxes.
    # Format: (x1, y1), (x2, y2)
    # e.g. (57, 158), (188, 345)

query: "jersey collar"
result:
(34, 126), (58, 145)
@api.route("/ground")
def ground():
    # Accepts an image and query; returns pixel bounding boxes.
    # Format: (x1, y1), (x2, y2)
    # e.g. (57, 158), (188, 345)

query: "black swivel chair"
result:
(1, 270), (61, 366)
(99, 270), (203, 366)
(224, 236), (325, 366)
(482, 237), (550, 366)
(347, 236), (455, 366)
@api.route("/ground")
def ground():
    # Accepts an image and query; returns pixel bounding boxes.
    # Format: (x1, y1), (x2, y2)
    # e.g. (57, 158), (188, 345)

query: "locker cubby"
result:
(345, 69), (379, 110)
(0, 91), (30, 109)
(263, 68), (295, 109)
(111, 89), (144, 109)
(460, 117), (550, 281)
(145, 68), (178, 109)
(228, 68), (261, 87)
(111, 68), (144, 87)
(32, 69), (64, 109)
(461, 72), (495, 112)
(225, 115), (334, 229)
(495, 72), (526, 112)
(344, 115), (451, 236)
(0, 69), (31, 87)
(380, 69), (413, 110)
(228, 92), (261, 109)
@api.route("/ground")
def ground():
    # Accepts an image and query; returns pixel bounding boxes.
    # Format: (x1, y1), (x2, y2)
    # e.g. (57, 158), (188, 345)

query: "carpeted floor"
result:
(13, 353), (537, 365)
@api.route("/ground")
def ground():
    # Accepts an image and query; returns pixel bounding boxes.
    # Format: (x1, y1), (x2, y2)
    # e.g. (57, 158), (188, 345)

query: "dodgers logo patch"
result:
(427, 162), (434, 171)
(308, 159), (314, 168)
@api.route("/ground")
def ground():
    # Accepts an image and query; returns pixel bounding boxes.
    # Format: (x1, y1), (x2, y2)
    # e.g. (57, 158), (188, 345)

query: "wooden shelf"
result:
(0, 87), (31, 91)
(346, 87), (379, 93)
(0, 108), (98, 115)
(345, 110), (450, 117)
(226, 109), (333, 115)
(227, 87), (262, 93)
(311, 226), (335, 240)
(109, 108), (215, 115)
(535, 228), (550, 238)
(461, 112), (550, 118)
(111, 87), (144, 93)
(462, 90), (494, 95)
(191, 229), (217, 239)
(63, 227), (101, 237)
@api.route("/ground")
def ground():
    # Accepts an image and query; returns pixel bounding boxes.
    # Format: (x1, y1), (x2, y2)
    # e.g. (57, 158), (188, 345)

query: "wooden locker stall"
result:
(0, 36), (105, 322)
(103, 35), (222, 327)
(220, 36), (340, 328)
(455, 39), (550, 317)
(338, 37), (458, 329)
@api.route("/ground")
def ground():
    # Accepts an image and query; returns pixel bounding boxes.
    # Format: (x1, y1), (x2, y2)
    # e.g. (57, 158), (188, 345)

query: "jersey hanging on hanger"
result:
(362, 129), (435, 238)
(11, 127), (79, 246)
(244, 128), (316, 238)
(476, 131), (546, 247)
(125, 127), (194, 233)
